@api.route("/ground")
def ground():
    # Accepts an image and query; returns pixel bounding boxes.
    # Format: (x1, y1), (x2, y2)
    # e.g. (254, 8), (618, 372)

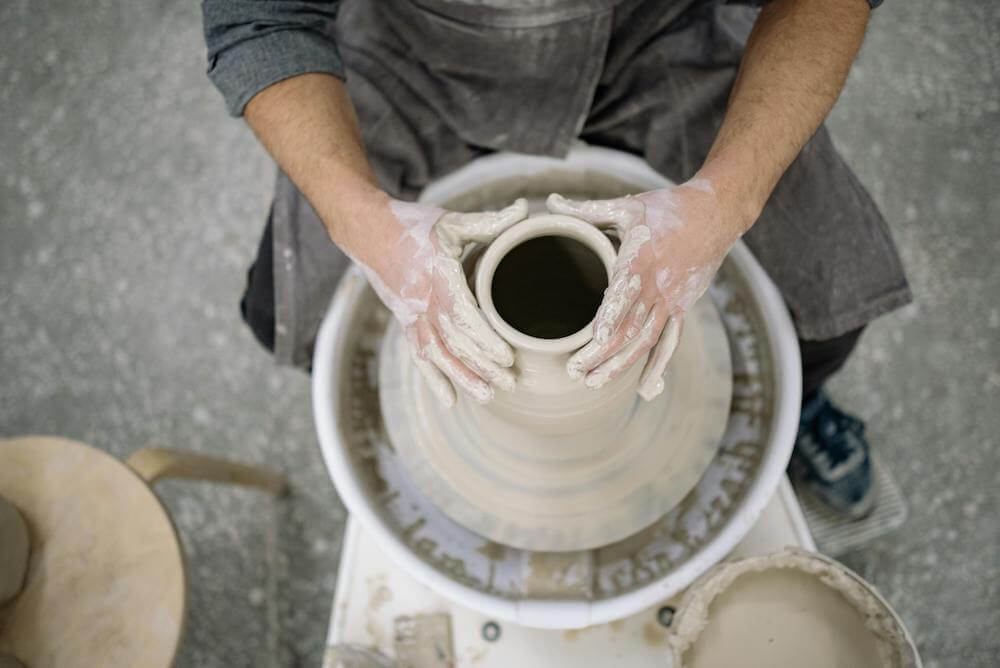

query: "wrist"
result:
(317, 179), (398, 270)
(690, 157), (770, 235)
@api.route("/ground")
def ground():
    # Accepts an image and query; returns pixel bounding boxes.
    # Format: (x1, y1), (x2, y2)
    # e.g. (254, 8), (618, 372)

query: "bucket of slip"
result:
(664, 548), (921, 667)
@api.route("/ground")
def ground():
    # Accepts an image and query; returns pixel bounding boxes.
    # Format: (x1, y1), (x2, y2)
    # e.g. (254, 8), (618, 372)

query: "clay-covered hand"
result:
(355, 197), (529, 407)
(547, 180), (741, 400)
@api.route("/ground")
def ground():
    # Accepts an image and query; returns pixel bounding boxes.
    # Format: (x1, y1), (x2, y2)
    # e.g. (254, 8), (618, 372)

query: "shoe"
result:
(791, 391), (876, 520)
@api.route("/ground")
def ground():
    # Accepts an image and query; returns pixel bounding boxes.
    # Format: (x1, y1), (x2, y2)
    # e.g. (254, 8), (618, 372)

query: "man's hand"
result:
(547, 180), (742, 400)
(548, 0), (870, 399)
(242, 74), (530, 406)
(352, 195), (529, 407)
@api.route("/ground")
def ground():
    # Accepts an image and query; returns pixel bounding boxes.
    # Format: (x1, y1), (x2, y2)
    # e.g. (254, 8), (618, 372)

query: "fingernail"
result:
(584, 373), (609, 390)
(433, 384), (456, 408)
(472, 382), (494, 404)
(547, 193), (569, 209)
(481, 333), (514, 367)
(495, 371), (516, 393)
(637, 376), (664, 401)
(496, 346), (514, 368)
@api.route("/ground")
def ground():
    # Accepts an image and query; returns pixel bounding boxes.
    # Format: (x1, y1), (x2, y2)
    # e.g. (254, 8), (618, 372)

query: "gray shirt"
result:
(202, 0), (882, 121)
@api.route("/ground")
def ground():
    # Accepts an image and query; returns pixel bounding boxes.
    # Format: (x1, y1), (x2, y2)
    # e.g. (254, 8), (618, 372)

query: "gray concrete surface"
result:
(1, 1), (996, 666)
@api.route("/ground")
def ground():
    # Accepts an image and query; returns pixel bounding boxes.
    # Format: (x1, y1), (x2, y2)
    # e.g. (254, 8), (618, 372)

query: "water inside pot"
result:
(491, 235), (607, 339)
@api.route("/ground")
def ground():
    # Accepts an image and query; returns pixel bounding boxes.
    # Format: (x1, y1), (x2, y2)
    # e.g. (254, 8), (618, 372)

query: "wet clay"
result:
(683, 569), (885, 668)
(491, 235), (607, 339)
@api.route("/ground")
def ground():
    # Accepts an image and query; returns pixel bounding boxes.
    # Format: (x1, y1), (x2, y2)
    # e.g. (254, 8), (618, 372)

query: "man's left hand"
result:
(547, 180), (744, 400)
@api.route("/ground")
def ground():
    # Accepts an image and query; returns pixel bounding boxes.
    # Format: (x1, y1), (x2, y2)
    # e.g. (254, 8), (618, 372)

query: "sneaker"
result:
(791, 391), (876, 520)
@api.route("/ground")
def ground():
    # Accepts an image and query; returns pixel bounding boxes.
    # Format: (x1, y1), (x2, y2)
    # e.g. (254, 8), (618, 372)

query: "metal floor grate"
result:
(794, 456), (908, 556)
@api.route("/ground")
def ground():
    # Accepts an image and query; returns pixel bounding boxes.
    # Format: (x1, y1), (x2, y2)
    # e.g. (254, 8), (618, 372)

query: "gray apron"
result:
(270, 0), (912, 368)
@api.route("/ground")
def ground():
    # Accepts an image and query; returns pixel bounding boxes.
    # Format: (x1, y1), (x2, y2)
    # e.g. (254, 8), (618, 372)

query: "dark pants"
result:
(241, 215), (277, 354)
(240, 216), (864, 402)
(799, 327), (864, 402)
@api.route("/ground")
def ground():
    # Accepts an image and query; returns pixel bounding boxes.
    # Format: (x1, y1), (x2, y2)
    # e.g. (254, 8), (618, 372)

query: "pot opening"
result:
(491, 235), (607, 340)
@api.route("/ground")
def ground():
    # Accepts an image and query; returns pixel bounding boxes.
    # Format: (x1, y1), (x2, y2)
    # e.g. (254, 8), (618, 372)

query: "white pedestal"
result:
(324, 476), (814, 667)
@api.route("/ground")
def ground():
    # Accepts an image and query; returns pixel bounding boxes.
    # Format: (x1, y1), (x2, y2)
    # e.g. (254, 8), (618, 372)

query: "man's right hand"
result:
(349, 194), (529, 407)
(242, 73), (528, 405)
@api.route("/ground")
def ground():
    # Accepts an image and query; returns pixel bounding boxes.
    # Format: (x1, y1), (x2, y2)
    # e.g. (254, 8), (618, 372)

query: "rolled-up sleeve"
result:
(202, 0), (345, 117)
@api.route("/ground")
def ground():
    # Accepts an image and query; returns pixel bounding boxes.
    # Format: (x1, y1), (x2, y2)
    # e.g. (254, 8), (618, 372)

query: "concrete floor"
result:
(1, 1), (997, 666)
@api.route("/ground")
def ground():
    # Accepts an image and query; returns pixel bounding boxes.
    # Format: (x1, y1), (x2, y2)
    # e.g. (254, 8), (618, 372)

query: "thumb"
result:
(436, 198), (528, 254)
(546, 193), (642, 230)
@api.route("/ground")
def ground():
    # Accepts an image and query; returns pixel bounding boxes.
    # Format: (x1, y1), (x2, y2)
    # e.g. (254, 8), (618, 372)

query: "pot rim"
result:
(473, 213), (616, 355)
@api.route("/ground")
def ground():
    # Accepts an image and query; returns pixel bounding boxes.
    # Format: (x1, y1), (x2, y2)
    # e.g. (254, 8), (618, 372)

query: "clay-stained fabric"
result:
(253, 0), (910, 367)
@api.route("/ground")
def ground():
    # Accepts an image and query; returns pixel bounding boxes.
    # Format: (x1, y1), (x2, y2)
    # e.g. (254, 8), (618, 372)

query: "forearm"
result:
(244, 73), (394, 266)
(698, 0), (870, 231)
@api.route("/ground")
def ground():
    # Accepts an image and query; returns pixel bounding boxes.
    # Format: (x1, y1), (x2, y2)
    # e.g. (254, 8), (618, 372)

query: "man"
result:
(201, 0), (910, 519)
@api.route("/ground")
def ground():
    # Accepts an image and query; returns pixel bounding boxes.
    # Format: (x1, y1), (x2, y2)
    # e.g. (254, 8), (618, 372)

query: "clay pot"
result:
(378, 210), (732, 553)
(472, 213), (641, 435)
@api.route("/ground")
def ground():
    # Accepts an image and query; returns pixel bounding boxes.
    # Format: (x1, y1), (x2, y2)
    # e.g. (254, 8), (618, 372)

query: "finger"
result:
(622, 299), (651, 342)
(437, 312), (516, 393)
(436, 198), (529, 253)
(404, 325), (456, 408)
(418, 319), (494, 404)
(637, 315), (684, 401)
(583, 303), (666, 390)
(570, 297), (649, 382)
(546, 193), (643, 229)
(566, 266), (643, 379)
(434, 256), (515, 367)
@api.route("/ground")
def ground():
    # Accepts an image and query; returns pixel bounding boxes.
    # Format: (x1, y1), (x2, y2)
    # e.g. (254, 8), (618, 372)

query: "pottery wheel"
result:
(379, 295), (732, 552)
